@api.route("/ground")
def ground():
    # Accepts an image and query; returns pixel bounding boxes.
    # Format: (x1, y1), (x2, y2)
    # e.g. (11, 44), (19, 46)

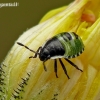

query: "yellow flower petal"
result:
(1, 0), (100, 99)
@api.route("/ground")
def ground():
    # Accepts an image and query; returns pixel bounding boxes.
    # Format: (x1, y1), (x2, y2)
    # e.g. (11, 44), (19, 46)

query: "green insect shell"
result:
(56, 32), (84, 58)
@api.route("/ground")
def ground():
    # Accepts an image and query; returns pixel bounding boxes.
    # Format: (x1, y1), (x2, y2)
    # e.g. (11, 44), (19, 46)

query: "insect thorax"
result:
(39, 37), (65, 60)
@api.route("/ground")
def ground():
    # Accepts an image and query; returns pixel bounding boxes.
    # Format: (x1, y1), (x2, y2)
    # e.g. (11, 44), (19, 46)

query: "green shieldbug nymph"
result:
(17, 32), (84, 79)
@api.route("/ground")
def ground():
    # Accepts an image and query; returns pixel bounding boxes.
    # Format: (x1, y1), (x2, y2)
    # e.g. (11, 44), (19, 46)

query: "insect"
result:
(17, 32), (84, 79)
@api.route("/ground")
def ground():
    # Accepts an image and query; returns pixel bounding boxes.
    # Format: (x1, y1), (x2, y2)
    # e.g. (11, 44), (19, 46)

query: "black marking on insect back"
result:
(39, 37), (65, 61)
(72, 55), (75, 58)
(80, 48), (84, 54)
(63, 32), (72, 40)
(67, 56), (71, 59)
(72, 32), (78, 39)
(80, 51), (82, 54)
(59, 32), (72, 43)
(78, 48), (84, 55)
(77, 48), (84, 56)
(76, 53), (80, 56)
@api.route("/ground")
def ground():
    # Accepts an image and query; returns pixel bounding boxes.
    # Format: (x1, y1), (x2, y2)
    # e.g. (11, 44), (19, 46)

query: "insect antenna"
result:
(59, 59), (70, 79)
(64, 58), (83, 72)
(17, 42), (37, 54)
(29, 47), (41, 58)
(54, 59), (58, 78)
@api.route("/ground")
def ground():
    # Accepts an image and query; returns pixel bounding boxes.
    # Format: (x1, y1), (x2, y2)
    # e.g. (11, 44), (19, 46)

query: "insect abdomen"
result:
(56, 32), (84, 58)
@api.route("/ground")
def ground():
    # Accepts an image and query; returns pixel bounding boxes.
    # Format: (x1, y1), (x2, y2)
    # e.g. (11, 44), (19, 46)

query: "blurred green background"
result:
(0, 0), (73, 63)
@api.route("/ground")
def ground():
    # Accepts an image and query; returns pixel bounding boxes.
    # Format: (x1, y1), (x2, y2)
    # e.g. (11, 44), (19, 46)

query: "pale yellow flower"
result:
(1, 0), (100, 99)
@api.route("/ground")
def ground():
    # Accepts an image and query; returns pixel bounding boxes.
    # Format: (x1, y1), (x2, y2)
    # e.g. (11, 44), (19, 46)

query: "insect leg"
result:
(64, 58), (83, 72)
(59, 59), (70, 79)
(29, 47), (42, 58)
(54, 59), (58, 78)
(43, 55), (51, 71)
(43, 61), (47, 71)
